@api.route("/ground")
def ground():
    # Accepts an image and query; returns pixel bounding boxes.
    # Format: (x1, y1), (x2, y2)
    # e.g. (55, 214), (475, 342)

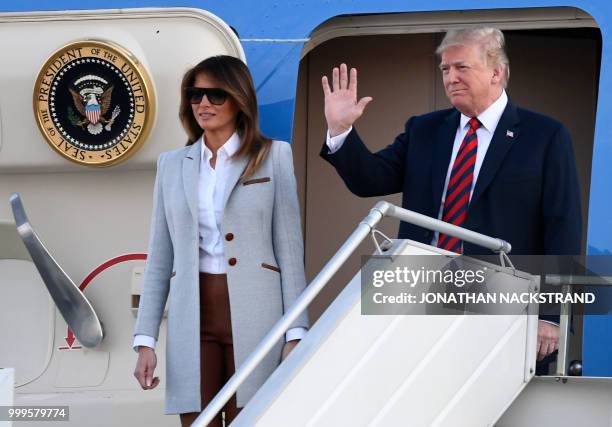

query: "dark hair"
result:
(179, 55), (271, 178)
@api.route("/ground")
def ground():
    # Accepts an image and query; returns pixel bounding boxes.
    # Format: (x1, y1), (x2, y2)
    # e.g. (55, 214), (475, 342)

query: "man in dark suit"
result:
(320, 27), (581, 368)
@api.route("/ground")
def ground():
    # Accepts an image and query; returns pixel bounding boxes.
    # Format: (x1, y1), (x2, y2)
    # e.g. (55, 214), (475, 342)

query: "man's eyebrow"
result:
(439, 60), (468, 68)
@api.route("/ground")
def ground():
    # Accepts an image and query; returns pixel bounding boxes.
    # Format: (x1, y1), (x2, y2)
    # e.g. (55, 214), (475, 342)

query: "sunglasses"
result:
(185, 87), (229, 105)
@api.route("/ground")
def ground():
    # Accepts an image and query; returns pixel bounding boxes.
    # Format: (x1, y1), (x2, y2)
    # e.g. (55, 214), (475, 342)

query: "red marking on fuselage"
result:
(58, 253), (148, 350)
(79, 253), (148, 291)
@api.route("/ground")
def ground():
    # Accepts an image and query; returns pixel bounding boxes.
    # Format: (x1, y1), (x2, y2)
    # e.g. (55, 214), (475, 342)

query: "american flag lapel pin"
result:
(506, 130), (515, 139)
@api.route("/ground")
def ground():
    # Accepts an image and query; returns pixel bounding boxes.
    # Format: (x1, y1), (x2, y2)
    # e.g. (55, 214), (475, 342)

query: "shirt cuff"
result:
(539, 320), (560, 327)
(326, 127), (352, 154)
(133, 335), (157, 352)
(286, 327), (307, 342)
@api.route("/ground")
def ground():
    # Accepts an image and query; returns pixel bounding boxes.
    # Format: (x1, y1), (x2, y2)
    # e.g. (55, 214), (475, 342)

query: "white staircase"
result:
(233, 239), (539, 427)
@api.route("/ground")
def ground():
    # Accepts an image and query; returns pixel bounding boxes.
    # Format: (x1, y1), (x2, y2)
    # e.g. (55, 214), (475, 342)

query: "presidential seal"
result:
(34, 40), (155, 167)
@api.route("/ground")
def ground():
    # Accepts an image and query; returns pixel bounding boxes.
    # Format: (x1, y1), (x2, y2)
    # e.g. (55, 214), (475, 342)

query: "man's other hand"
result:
(537, 320), (560, 362)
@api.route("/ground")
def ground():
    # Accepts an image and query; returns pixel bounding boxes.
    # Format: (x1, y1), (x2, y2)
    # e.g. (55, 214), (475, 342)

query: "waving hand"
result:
(322, 63), (373, 137)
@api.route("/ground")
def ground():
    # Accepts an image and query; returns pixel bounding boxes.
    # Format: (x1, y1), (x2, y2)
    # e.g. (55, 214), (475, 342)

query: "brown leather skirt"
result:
(179, 273), (239, 427)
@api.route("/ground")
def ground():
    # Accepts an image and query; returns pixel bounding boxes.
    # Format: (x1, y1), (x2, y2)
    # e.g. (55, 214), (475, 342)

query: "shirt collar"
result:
(200, 131), (241, 164)
(459, 89), (508, 133)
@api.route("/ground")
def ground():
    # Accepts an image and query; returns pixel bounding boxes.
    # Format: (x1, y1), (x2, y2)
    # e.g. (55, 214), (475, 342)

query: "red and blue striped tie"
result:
(438, 117), (481, 253)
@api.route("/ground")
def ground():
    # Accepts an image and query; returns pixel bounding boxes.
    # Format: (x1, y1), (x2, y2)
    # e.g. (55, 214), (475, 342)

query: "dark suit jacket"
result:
(320, 100), (582, 256)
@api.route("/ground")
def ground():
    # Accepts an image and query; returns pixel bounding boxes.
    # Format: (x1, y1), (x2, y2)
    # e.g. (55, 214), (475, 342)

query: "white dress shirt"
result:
(134, 133), (306, 351)
(326, 90), (509, 246)
(198, 132), (241, 273)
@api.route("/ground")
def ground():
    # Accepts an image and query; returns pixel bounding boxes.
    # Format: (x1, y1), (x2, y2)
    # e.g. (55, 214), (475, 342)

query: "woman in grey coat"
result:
(132, 55), (309, 427)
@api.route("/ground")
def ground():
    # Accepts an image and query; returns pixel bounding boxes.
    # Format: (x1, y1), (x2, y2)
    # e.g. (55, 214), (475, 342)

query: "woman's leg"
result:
(179, 337), (224, 427)
(222, 342), (241, 425)
(187, 273), (241, 426)
(179, 272), (231, 427)
(205, 273), (240, 425)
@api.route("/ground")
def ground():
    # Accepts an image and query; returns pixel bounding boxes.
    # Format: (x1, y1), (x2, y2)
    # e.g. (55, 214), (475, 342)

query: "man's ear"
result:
(491, 64), (503, 84)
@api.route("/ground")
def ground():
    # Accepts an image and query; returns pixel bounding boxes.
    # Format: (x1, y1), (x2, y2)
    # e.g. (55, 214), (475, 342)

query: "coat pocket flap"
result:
(261, 263), (281, 273)
(243, 177), (271, 186)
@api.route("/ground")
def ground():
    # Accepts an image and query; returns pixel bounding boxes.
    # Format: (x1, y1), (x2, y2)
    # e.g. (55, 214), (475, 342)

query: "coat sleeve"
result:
(134, 153), (174, 340)
(541, 125), (582, 255)
(319, 119), (413, 197)
(272, 141), (309, 330)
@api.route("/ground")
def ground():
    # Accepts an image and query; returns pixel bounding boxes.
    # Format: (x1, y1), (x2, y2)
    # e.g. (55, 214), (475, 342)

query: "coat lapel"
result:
(431, 110), (461, 212)
(222, 153), (250, 210)
(470, 100), (520, 206)
(182, 142), (201, 220)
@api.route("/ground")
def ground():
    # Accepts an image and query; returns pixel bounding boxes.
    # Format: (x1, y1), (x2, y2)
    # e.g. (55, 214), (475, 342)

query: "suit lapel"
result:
(470, 100), (520, 206)
(222, 153), (250, 210)
(182, 142), (201, 220)
(432, 110), (461, 212)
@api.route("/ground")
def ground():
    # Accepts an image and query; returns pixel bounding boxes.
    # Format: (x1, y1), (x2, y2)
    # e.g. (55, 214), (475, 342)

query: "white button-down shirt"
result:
(198, 132), (241, 273)
(134, 133), (306, 351)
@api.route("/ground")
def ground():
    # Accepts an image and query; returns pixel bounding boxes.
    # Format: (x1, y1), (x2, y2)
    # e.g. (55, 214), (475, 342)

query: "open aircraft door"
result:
(0, 8), (243, 426)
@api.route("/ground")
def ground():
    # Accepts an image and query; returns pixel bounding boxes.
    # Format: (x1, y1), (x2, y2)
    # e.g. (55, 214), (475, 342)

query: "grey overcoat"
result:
(134, 140), (309, 414)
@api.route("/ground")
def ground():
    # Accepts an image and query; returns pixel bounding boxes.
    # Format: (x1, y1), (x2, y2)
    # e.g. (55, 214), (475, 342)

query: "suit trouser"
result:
(180, 273), (240, 427)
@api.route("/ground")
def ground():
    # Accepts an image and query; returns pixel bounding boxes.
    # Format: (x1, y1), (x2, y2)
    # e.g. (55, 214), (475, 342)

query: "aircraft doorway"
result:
(292, 11), (601, 369)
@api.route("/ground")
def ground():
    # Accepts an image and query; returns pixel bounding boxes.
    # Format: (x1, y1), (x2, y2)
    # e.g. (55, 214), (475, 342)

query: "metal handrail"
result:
(543, 275), (612, 376)
(545, 275), (612, 287)
(9, 193), (104, 348)
(384, 203), (511, 254)
(193, 201), (512, 426)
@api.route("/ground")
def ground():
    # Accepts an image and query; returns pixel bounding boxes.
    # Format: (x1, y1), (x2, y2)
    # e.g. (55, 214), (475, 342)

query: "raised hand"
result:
(322, 63), (373, 137)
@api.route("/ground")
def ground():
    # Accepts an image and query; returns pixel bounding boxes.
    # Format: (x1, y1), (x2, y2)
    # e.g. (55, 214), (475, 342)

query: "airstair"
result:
(235, 243), (537, 426)
(193, 201), (541, 426)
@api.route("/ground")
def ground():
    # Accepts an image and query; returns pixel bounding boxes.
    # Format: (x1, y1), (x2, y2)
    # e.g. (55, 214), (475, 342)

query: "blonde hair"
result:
(436, 27), (510, 88)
